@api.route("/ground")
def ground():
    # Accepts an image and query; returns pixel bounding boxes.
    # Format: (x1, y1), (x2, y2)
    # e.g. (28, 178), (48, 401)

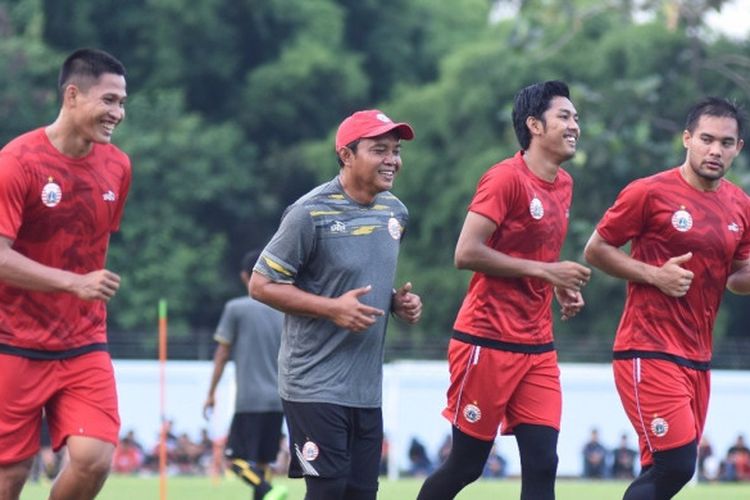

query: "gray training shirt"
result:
(214, 296), (284, 412)
(254, 176), (408, 408)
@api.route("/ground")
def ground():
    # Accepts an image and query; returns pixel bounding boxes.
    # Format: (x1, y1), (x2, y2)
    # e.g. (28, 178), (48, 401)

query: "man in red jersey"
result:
(0, 48), (130, 500)
(417, 81), (591, 500)
(584, 97), (748, 500)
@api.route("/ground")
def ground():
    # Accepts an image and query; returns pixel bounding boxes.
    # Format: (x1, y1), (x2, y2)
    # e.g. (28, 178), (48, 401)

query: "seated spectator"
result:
(112, 432), (144, 474)
(611, 433), (637, 479)
(721, 434), (750, 481)
(407, 437), (433, 477)
(698, 436), (715, 482)
(437, 434), (452, 466)
(582, 428), (607, 479)
(379, 434), (390, 476)
(482, 443), (506, 479)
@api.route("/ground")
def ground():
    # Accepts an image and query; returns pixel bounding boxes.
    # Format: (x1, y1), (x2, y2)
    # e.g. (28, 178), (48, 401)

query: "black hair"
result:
(512, 80), (571, 150)
(58, 48), (126, 98)
(685, 97), (745, 139)
(241, 249), (262, 274)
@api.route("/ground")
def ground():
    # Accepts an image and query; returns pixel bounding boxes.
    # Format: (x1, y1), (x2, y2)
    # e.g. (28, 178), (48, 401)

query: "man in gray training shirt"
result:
(204, 250), (287, 500)
(250, 109), (423, 500)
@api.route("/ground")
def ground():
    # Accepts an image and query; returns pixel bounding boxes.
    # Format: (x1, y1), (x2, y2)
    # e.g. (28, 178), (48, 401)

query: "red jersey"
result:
(453, 151), (573, 346)
(0, 128), (131, 354)
(597, 167), (750, 364)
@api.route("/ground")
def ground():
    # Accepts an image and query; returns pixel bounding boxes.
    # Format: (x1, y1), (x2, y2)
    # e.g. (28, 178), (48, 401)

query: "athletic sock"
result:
(230, 459), (271, 497)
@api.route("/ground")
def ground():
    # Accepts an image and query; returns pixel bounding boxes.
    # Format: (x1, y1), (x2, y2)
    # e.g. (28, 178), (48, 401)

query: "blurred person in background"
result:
(203, 250), (286, 500)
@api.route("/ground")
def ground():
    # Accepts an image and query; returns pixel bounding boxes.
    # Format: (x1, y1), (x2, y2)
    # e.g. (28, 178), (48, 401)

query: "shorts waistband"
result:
(452, 330), (555, 354)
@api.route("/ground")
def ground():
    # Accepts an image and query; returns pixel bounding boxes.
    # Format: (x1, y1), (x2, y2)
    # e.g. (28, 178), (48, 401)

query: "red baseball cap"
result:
(335, 109), (415, 150)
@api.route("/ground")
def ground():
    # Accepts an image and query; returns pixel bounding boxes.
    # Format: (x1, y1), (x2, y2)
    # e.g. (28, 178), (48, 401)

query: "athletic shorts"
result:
(442, 338), (561, 441)
(0, 351), (120, 465)
(614, 358), (709, 467)
(282, 400), (382, 492)
(225, 411), (284, 464)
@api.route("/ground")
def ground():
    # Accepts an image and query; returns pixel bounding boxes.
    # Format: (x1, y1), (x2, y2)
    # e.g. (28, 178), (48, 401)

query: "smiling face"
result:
(67, 72), (127, 145)
(530, 96), (580, 163)
(339, 131), (402, 204)
(682, 114), (744, 190)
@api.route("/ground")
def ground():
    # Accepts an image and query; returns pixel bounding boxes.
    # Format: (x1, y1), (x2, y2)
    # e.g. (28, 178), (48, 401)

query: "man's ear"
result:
(62, 84), (80, 108)
(338, 146), (354, 166)
(526, 115), (543, 137)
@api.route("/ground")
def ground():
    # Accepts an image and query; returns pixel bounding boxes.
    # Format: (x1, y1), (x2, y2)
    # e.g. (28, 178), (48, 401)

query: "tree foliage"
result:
(1, 0), (749, 357)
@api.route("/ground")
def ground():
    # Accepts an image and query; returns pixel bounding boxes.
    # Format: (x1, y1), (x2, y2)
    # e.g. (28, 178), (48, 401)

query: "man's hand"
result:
(329, 285), (385, 332)
(542, 261), (592, 291)
(554, 286), (585, 321)
(71, 269), (121, 301)
(651, 252), (694, 297)
(392, 282), (422, 324)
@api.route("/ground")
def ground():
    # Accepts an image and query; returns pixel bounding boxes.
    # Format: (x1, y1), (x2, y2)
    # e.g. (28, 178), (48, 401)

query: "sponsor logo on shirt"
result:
(529, 196), (544, 220)
(330, 221), (346, 233)
(41, 177), (62, 208)
(671, 207), (693, 232)
(102, 190), (116, 202)
(728, 222), (740, 233)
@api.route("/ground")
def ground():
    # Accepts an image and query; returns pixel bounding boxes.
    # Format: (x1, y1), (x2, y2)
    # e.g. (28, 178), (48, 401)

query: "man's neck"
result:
(522, 149), (560, 182)
(45, 117), (93, 158)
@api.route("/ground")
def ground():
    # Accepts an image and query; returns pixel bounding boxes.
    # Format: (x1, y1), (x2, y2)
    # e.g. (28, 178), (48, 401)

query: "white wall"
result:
(113, 360), (750, 478)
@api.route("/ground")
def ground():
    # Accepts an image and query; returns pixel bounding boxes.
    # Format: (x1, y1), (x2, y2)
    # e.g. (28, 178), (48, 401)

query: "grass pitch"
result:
(19, 475), (750, 499)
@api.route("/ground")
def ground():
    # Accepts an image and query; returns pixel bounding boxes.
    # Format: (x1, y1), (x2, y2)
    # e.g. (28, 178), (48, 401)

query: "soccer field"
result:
(19, 475), (750, 499)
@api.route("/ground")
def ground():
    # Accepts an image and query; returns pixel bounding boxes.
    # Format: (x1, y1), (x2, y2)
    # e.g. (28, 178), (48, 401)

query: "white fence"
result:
(114, 359), (750, 478)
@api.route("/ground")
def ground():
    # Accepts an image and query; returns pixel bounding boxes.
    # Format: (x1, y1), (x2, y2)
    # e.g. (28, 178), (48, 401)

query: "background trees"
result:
(1, 0), (748, 363)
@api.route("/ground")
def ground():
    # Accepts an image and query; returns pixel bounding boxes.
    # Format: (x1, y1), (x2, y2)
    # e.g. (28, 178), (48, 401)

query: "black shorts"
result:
(224, 411), (284, 464)
(282, 400), (382, 491)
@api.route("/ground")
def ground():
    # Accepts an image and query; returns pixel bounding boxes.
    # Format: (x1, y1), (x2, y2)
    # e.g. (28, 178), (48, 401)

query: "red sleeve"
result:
(0, 153), (27, 240)
(467, 164), (520, 226)
(735, 198), (750, 261)
(111, 156), (132, 232)
(596, 179), (649, 248)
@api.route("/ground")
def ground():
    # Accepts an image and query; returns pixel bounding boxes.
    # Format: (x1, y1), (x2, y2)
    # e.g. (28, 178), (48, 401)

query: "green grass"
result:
(19, 475), (750, 499)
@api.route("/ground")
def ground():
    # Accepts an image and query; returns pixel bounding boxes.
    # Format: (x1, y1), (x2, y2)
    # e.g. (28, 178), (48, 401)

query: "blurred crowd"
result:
(581, 428), (750, 482)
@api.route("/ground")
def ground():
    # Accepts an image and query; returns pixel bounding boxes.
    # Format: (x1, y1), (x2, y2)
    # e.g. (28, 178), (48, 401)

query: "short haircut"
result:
(241, 250), (262, 274)
(685, 97), (745, 139)
(512, 80), (571, 150)
(58, 48), (126, 98)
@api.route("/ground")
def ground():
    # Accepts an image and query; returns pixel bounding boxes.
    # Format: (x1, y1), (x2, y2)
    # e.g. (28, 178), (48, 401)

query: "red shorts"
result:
(0, 351), (120, 464)
(613, 358), (709, 467)
(442, 339), (561, 441)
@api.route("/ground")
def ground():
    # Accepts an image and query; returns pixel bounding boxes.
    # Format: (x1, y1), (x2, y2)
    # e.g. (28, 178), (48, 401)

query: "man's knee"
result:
(66, 437), (114, 480)
(0, 458), (35, 498)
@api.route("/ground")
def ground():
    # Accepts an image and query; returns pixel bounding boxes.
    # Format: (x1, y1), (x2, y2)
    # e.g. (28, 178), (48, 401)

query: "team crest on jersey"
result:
(41, 177), (62, 208)
(302, 441), (319, 461)
(671, 208), (693, 232)
(463, 403), (482, 424)
(529, 196), (544, 220)
(650, 417), (669, 438)
(388, 216), (402, 240)
(330, 220), (346, 233)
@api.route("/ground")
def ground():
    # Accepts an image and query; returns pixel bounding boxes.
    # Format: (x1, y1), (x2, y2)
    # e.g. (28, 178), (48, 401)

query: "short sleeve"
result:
(254, 203), (316, 284)
(467, 164), (520, 226)
(214, 301), (237, 345)
(0, 153), (28, 240)
(596, 180), (649, 248)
